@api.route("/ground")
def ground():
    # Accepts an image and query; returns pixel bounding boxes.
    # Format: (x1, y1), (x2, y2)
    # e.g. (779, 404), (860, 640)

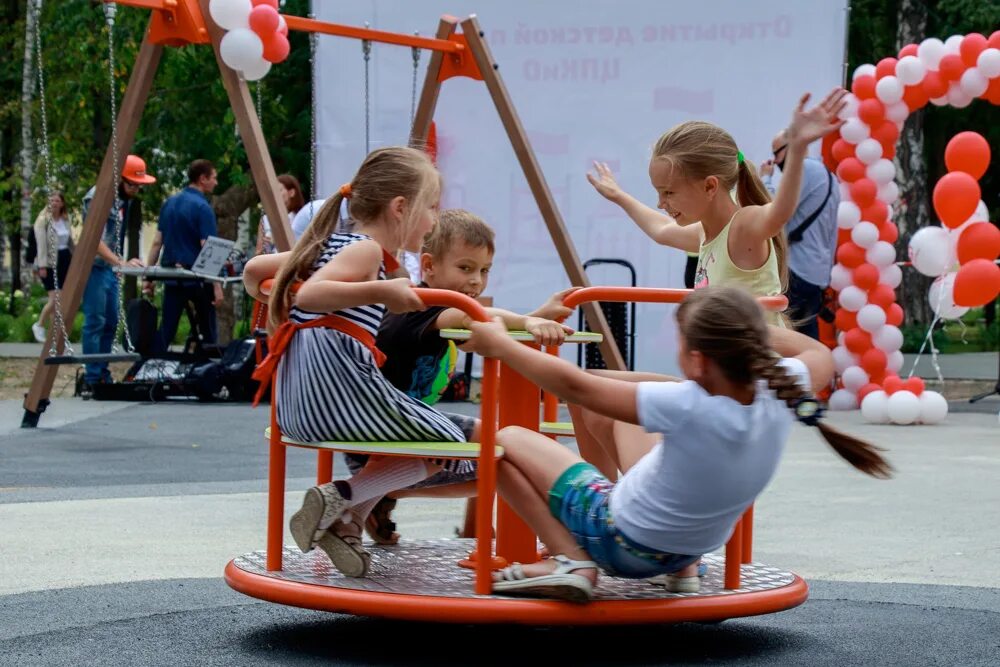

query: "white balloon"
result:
(887, 390), (921, 425)
(944, 35), (964, 54)
(978, 48), (1000, 78)
(842, 365), (870, 393)
(851, 221), (880, 249)
(974, 200), (989, 222)
(881, 263), (903, 289)
(929, 95), (949, 107)
(219, 28), (263, 72)
(829, 388), (859, 411)
(873, 325), (903, 353)
(908, 227), (951, 276)
(875, 76), (904, 105)
(240, 58), (272, 82)
(895, 55), (926, 85)
(830, 263), (854, 292)
(856, 138), (884, 165)
(878, 181), (900, 205)
(840, 118), (871, 145)
(867, 241), (897, 269)
(208, 0), (252, 31)
(838, 93), (860, 120)
(883, 101), (908, 125)
(918, 38), (946, 71)
(833, 345), (859, 374)
(837, 201), (862, 230)
(867, 159), (896, 185)
(946, 84), (973, 109)
(887, 350), (904, 373)
(853, 64), (877, 80)
(919, 391), (949, 424)
(838, 285), (868, 312)
(928, 272), (969, 319)
(858, 304), (887, 333)
(839, 181), (853, 201)
(959, 68), (989, 98)
(861, 390), (890, 423)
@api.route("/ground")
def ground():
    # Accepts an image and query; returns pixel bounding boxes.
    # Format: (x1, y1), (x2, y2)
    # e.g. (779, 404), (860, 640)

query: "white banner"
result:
(316, 0), (847, 374)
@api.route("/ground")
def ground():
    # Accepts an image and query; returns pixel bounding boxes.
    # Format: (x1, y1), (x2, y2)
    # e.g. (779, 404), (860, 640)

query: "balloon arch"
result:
(820, 31), (1000, 424)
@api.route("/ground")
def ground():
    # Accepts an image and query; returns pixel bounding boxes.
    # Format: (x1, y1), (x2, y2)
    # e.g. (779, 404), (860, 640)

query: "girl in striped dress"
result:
(244, 146), (466, 578)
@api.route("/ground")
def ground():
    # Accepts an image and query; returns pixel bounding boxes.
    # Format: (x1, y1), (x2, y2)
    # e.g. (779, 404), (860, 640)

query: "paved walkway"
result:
(0, 399), (997, 665)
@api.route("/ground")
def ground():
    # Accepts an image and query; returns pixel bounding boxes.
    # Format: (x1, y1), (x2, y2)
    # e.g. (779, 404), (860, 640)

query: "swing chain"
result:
(410, 36), (421, 131)
(103, 1), (134, 354)
(309, 13), (317, 210)
(362, 28), (372, 154)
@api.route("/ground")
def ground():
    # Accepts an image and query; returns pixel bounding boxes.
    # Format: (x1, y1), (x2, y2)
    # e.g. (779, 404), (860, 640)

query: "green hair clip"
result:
(737, 150), (745, 165)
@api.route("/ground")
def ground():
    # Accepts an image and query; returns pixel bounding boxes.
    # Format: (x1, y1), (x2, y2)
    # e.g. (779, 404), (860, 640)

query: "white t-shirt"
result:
(52, 218), (71, 250)
(609, 358), (811, 555)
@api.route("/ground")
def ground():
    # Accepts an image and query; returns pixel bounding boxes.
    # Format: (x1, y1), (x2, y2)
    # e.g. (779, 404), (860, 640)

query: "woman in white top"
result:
(464, 286), (891, 602)
(32, 191), (75, 343)
(259, 174), (304, 253)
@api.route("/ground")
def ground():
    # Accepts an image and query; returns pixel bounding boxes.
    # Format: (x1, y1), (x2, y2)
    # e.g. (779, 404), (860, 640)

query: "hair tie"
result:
(791, 397), (824, 427)
(339, 183), (352, 198)
(736, 151), (745, 165)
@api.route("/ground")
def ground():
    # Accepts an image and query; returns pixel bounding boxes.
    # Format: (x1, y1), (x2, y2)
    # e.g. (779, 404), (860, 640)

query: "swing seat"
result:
(539, 421), (575, 437)
(264, 427), (503, 459)
(44, 352), (141, 365)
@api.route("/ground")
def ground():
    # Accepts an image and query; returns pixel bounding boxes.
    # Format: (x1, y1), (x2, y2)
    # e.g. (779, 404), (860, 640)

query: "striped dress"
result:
(275, 233), (469, 468)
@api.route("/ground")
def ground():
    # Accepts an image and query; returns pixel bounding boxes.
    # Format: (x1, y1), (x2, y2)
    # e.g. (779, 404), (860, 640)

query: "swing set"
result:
(20, 0), (808, 625)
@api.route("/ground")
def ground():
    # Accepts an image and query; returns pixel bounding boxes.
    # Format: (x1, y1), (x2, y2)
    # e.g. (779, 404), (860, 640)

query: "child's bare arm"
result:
(435, 307), (573, 347)
(243, 252), (291, 300)
(768, 325), (834, 393)
(528, 287), (580, 322)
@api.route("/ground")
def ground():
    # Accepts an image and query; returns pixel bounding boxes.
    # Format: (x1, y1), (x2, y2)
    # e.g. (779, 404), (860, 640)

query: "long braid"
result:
(752, 345), (893, 479)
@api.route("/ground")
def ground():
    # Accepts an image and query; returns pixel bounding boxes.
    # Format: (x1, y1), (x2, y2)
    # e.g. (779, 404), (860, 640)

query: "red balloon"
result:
(869, 283), (896, 309)
(845, 328), (873, 355)
(953, 259), (1000, 307)
(985, 77), (1000, 105)
(262, 32), (290, 63)
(945, 131), (991, 180)
(277, 18), (288, 36)
(837, 228), (853, 247)
(937, 54), (966, 82)
(837, 157), (867, 183)
(248, 5), (280, 36)
(857, 382), (882, 403)
(879, 222), (899, 244)
(861, 348), (888, 376)
(862, 201), (889, 225)
(876, 57), (898, 79)
(858, 98), (886, 126)
(923, 71), (949, 99)
(854, 263), (881, 290)
(835, 308), (858, 333)
(886, 303), (904, 327)
(960, 34), (988, 67)
(990, 30), (1000, 50)
(903, 376), (925, 396)
(871, 121), (899, 153)
(957, 222), (1000, 264)
(933, 172), (981, 228)
(852, 75), (877, 100)
(837, 242), (868, 269)
(832, 139), (855, 163)
(252, 0), (279, 7)
(902, 84), (929, 112)
(883, 374), (905, 395)
(850, 179), (878, 208)
(898, 43), (918, 58)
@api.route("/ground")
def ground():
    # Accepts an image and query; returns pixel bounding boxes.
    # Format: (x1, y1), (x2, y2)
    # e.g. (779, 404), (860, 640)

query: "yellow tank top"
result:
(693, 213), (786, 326)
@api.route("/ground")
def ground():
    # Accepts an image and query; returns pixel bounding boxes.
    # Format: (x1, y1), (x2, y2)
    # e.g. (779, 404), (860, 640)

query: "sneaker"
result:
(31, 322), (46, 343)
(662, 574), (700, 593)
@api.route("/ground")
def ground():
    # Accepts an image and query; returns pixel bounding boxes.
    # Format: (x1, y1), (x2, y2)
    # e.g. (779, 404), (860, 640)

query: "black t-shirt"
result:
(376, 299), (449, 403)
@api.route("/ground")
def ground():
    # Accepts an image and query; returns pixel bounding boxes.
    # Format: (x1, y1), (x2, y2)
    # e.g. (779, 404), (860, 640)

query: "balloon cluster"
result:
(860, 376), (949, 426)
(824, 31), (1000, 415)
(209, 0), (290, 81)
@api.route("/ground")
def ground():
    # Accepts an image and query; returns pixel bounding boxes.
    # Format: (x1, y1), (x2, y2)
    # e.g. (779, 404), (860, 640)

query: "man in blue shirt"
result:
(144, 159), (221, 351)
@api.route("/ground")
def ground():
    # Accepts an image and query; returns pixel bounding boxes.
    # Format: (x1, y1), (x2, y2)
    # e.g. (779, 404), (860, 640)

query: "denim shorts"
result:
(548, 462), (699, 578)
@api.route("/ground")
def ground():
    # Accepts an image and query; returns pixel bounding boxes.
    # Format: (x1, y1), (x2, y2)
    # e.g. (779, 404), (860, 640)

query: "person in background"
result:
(259, 174), (305, 253)
(32, 191), (75, 343)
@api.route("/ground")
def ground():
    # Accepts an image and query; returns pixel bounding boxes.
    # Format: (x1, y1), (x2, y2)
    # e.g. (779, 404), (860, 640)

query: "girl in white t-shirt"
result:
(464, 286), (890, 602)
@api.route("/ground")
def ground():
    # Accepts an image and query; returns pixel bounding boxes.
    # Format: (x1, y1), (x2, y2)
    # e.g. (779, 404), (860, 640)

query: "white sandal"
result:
(492, 554), (597, 603)
(289, 484), (350, 554)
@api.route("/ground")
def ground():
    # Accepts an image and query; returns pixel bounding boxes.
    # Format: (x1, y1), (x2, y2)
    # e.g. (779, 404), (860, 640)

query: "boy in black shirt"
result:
(353, 210), (577, 543)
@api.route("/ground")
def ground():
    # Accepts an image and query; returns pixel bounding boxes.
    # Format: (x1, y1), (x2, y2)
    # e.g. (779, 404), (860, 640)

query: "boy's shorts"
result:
(549, 462), (699, 578)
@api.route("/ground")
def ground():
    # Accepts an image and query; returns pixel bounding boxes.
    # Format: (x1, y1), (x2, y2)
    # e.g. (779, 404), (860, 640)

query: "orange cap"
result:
(122, 154), (156, 185)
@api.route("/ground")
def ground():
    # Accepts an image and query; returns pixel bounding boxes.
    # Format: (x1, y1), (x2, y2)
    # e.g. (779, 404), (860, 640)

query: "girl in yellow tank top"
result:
(586, 88), (847, 326)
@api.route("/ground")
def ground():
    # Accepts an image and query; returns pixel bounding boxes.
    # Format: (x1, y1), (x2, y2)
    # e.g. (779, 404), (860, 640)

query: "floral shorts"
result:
(548, 462), (699, 578)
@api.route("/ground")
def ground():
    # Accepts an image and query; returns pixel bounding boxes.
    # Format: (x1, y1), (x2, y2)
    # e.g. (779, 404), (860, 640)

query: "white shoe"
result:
(31, 322), (47, 343)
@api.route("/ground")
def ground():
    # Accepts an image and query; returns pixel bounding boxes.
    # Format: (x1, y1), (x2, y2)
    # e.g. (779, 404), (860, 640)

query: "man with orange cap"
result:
(79, 154), (155, 396)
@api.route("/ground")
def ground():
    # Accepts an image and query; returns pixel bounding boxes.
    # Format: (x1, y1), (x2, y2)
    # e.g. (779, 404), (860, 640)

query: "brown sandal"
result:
(318, 518), (371, 577)
(364, 496), (400, 545)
